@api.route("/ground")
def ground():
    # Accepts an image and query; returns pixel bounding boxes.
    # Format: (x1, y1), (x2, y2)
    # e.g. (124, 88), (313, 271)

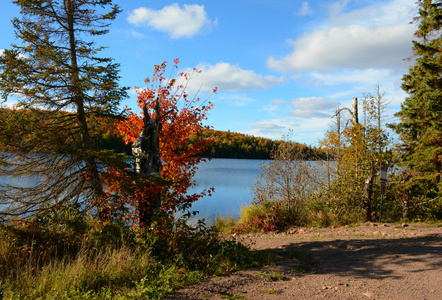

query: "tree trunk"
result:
(362, 175), (373, 222)
(402, 196), (409, 221)
(66, 0), (103, 205)
(132, 102), (162, 228)
(352, 97), (359, 125)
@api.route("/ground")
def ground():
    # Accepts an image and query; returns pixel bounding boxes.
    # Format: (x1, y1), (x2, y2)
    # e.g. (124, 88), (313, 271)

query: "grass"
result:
(254, 271), (284, 281)
(215, 216), (237, 233)
(0, 210), (263, 299)
(258, 289), (280, 295)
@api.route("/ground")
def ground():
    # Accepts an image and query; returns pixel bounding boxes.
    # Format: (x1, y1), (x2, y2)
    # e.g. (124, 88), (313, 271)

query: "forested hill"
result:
(188, 130), (327, 160)
(100, 128), (326, 160)
(0, 108), (325, 160)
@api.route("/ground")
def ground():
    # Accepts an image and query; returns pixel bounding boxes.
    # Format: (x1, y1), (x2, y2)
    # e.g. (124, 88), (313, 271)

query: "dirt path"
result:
(166, 222), (442, 300)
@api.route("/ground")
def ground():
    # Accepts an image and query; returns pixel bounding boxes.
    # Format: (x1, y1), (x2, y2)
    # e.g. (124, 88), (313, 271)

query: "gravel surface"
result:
(165, 222), (442, 299)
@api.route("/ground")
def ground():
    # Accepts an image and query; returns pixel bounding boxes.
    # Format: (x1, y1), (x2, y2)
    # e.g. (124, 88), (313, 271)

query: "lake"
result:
(1, 157), (330, 224)
(187, 158), (267, 223)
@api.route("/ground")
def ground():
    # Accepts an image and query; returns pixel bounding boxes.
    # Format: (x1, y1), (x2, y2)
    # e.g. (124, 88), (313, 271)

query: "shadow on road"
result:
(260, 234), (442, 280)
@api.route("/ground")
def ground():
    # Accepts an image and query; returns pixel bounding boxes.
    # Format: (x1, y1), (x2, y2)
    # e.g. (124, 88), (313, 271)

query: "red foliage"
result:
(100, 60), (216, 224)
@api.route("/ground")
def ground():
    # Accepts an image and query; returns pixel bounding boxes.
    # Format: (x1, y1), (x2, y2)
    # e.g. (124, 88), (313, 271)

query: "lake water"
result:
(187, 158), (266, 223)
(1, 157), (329, 224)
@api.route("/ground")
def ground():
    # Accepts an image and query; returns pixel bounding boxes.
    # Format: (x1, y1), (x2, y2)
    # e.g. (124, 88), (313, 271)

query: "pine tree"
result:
(0, 0), (128, 219)
(394, 0), (442, 198)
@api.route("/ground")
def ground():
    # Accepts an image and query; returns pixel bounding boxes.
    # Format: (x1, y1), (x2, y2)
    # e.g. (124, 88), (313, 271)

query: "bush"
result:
(231, 201), (295, 233)
(215, 216), (237, 233)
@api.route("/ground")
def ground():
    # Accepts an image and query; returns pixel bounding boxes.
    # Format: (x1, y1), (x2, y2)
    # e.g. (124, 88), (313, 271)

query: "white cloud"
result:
(310, 68), (392, 85)
(182, 62), (285, 92)
(307, 68), (407, 106)
(328, 0), (416, 27)
(127, 4), (216, 39)
(249, 117), (332, 141)
(292, 97), (337, 110)
(290, 97), (338, 118)
(268, 0), (416, 72)
(297, 2), (313, 16)
(267, 24), (414, 72)
(252, 120), (288, 136)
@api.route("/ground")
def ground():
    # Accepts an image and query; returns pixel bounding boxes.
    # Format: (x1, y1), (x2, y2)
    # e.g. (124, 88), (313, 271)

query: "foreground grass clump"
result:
(0, 205), (261, 299)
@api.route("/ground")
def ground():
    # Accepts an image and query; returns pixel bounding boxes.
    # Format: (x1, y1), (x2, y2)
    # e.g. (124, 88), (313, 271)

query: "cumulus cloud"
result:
(127, 4), (216, 39)
(310, 68), (393, 85)
(182, 62), (285, 92)
(252, 120), (287, 134)
(267, 24), (413, 72)
(290, 97), (338, 118)
(292, 97), (337, 110)
(328, 0), (416, 27)
(268, 0), (416, 72)
(249, 117), (332, 140)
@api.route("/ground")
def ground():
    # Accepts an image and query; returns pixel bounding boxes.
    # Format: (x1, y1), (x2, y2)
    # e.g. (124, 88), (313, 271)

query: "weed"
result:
(255, 271), (284, 281)
(215, 216), (237, 233)
(259, 289), (281, 295)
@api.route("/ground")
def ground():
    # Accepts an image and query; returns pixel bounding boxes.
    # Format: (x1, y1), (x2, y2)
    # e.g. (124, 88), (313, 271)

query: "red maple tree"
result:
(100, 60), (216, 227)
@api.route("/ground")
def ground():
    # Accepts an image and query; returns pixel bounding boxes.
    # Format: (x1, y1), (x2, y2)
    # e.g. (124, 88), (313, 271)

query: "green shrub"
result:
(215, 216), (237, 233)
(232, 201), (295, 233)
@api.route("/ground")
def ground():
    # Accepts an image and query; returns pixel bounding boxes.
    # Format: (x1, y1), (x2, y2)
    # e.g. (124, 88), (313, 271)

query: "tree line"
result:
(188, 129), (328, 160)
(0, 107), (326, 161)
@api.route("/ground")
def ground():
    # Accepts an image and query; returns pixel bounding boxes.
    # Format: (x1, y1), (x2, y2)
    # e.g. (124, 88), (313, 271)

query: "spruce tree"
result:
(394, 0), (442, 198)
(0, 0), (128, 219)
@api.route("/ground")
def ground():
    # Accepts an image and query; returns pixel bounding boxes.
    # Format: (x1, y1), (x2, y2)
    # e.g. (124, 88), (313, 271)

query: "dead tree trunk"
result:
(132, 101), (162, 228)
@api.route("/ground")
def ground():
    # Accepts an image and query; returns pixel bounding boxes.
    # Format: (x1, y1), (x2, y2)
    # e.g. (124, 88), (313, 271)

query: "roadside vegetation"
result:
(0, 205), (261, 299)
(217, 88), (441, 234)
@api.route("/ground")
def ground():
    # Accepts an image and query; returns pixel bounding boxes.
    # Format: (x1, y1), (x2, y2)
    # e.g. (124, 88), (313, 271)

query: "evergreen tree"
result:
(393, 0), (442, 198)
(0, 0), (128, 219)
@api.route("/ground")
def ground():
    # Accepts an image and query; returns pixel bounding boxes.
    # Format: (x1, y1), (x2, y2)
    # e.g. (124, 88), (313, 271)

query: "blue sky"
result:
(0, 0), (417, 145)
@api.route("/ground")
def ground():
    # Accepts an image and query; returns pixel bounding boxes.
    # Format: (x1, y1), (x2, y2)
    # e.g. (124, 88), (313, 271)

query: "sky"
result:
(0, 0), (418, 145)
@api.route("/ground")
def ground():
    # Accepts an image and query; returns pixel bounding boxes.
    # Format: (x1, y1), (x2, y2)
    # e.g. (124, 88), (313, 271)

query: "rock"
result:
(401, 223), (409, 227)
